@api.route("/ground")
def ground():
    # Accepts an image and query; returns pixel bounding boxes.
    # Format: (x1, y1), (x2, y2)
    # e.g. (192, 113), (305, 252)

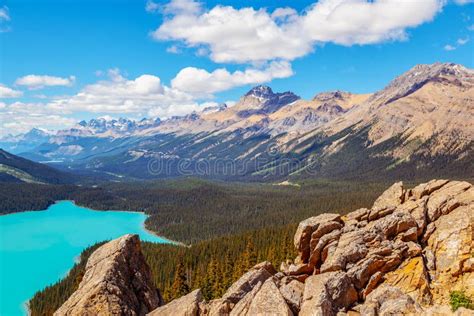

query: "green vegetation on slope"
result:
(0, 149), (73, 184)
(450, 290), (473, 311)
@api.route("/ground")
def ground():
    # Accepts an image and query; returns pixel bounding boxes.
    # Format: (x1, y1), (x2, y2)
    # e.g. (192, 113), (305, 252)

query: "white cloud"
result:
(0, 6), (10, 21)
(166, 45), (181, 53)
(15, 75), (76, 90)
(271, 7), (298, 21)
(0, 84), (23, 98)
(171, 61), (293, 95)
(145, 0), (160, 13)
(2, 62), (295, 135)
(468, 24), (474, 31)
(444, 36), (470, 50)
(0, 101), (76, 136)
(0, 5), (11, 32)
(153, 4), (312, 63)
(47, 69), (200, 118)
(153, 0), (445, 64)
(162, 0), (201, 15)
(457, 37), (469, 45)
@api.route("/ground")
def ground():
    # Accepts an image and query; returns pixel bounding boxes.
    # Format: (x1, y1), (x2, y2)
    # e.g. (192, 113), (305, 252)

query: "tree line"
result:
(0, 178), (392, 243)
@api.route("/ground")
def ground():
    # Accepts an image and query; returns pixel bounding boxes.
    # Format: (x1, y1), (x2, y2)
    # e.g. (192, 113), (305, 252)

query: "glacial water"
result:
(0, 201), (171, 316)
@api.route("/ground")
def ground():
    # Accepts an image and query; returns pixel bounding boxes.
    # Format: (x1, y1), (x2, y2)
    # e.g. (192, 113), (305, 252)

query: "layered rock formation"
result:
(57, 180), (473, 315)
(55, 234), (161, 316)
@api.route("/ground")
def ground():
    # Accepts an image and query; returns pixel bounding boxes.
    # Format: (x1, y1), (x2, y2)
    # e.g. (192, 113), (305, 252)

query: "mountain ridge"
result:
(0, 149), (74, 184)
(2, 62), (472, 181)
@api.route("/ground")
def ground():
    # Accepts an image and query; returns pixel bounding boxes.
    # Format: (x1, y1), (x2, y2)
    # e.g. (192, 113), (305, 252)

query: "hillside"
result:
(3, 62), (473, 181)
(0, 149), (73, 184)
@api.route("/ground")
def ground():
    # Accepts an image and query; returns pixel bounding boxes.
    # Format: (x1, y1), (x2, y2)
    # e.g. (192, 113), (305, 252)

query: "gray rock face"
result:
(199, 299), (231, 316)
(279, 280), (304, 314)
(229, 281), (263, 316)
(293, 213), (342, 263)
(246, 279), (293, 316)
(372, 181), (405, 210)
(222, 261), (276, 304)
(359, 285), (422, 315)
(55, 234), (160, 316)
(300, 272), (358, 316)
(148, 289), (203, 316)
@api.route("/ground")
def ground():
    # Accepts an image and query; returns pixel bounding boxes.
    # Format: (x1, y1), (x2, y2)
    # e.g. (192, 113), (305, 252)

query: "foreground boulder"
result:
(55, 234), (161, 316)
(148, 289), (203, 316)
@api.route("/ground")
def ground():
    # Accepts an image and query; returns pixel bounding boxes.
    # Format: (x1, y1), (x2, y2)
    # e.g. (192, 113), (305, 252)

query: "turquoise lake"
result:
(0, 201), (171, 316)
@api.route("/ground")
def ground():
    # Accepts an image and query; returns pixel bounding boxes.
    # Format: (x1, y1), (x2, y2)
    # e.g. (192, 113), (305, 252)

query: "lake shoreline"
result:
(1, 199), (182, 245)
(0, 200), (177, 315)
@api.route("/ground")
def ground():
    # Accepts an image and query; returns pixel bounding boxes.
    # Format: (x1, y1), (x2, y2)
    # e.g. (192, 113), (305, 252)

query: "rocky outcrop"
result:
(148, 289), (202, 316)
(221, 261), (276, 304)
(58, 180), (473, 315)
(55, 234), (161, 316)
(163, 180), (472, 315)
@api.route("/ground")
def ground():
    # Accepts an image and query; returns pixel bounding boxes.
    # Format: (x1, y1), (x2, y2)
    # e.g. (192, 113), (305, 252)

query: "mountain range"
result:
(1, 62), (472, 181)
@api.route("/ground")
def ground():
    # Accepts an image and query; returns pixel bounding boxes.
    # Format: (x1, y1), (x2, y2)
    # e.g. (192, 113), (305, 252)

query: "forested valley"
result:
(1, 178), (389, 243)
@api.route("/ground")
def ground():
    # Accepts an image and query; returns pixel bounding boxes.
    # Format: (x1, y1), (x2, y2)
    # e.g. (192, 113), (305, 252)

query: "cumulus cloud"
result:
(0, 84), (23, 98)
(162, 0), (201, 15)
(0, 5), (10, 21)
(15, 75), (76, 90)
(166, 45), (181, 53)
(0, 5), (11, 32)
(153, 0), (445, 64)
(0, 101), (76, 136)
(2, 62), (297, 136)
(444, 37), (470, 50)
(47, 69), (200, 118)
(457, 37), (469, 45)
(145, 0), (160, 13)
(171, 61), (293, 95)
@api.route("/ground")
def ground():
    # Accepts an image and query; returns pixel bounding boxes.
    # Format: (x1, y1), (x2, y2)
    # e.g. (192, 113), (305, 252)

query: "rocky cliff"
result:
(56, 180), (473, 315)
(55, 234), (161, 316)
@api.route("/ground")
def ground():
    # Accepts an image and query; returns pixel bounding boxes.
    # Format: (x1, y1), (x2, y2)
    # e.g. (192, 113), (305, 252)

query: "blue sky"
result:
(0, 0), (473, 135)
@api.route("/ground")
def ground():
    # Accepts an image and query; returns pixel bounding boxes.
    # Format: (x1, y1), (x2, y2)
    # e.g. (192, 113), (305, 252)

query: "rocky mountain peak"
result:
(238, 86), (300, 117)
(245, 85), (274, 98)
(315, 102), (346, 114)
(201, 103), (227, 114)
(369, 62), (474, 105)
(312, 90), (348, 102)
(25, 128), (52, 137)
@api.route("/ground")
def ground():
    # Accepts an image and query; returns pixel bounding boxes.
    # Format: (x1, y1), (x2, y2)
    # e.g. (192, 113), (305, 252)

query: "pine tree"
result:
(221, 251), (233, 293)
(170, 261), (190, 299)
(241, 238), (257, 272)
(202, 257), (218, 300)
